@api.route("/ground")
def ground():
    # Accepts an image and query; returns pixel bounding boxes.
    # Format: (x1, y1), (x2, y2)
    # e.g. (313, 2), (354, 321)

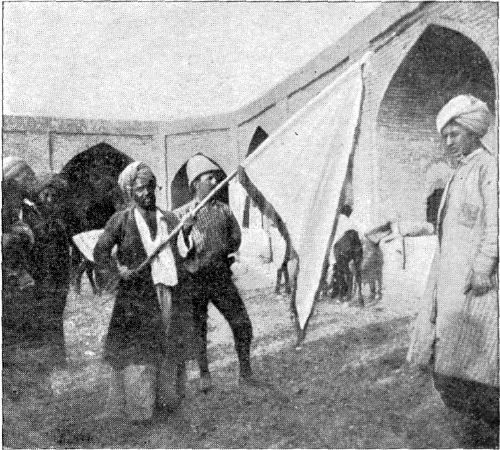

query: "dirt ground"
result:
(2, 261), (498, 448)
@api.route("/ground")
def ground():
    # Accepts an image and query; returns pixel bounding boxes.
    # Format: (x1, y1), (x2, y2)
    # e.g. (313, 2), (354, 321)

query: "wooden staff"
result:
(128, 168), (238, 275)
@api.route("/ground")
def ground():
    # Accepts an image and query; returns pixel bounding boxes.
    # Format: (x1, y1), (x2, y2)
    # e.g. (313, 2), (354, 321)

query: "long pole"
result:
(130, 168), (238, 274)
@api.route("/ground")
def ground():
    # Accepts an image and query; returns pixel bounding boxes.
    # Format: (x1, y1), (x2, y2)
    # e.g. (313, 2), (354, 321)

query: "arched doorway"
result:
(170, 156), (228, 210)
(242, 127), (269, 228)
(376, 25), (495, 222)
(61, 143), (133, 231)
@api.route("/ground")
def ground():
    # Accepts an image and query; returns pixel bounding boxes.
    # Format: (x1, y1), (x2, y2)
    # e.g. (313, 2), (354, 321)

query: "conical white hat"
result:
(186, 153), (221, 186)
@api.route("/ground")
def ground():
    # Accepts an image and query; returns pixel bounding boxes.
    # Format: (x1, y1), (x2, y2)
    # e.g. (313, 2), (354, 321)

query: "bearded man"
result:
(94, 161), (193, 422)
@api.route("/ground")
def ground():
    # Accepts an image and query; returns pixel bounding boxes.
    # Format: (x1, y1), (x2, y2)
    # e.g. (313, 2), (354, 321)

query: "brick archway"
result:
(375, 25), (495, 222)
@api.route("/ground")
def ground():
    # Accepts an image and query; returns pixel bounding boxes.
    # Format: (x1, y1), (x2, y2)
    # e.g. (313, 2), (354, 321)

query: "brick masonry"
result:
(3, 2), (497, 226)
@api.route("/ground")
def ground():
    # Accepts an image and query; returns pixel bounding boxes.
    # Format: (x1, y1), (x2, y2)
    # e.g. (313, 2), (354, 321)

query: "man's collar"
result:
(458, 147), (484, 165)
(192, 197), (217, 208)
(132, 204), (159, 215)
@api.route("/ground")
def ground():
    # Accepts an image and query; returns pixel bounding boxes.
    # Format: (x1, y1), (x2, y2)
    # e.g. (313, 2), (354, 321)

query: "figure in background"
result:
(2, 157), (42, 237)
(32, 173), (72, 365)
(409, 95), (498, 444)
(326, 204), (366, 303)
(2, 178), (37, 342)
(175, 153), (255, 393)
(2, 158), (41, 343)
(94, 161), (194, 422)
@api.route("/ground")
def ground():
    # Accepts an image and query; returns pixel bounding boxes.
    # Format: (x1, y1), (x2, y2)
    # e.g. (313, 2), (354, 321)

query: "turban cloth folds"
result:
(118, 161), (155, 200)
(3, 157), (35, 181)
(436, 94), (492, 137)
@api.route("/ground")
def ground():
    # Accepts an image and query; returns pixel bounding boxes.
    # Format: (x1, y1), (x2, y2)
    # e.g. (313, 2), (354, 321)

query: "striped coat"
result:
(409, 147), (498, 387)
(174, 199), (241, 274)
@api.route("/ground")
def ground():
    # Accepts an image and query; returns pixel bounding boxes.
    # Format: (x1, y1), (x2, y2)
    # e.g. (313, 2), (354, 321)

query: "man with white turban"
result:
(94, 161), (194, 422)
(436, 94), (492, 139)
(409, 95), (498, 441)
(3, 156), (37, 196)
(3, 157), (41, 227)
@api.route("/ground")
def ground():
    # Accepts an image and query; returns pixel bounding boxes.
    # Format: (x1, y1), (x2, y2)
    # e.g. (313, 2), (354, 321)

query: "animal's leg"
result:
(368, 280), (376, 299)
(345, 269), (353, 303)
(354, 268), (364, 307)
(339, 270), (349, 302)
(86, 262), (100, 295)
(353, 252), (364, 306)
(330, 264), (340, 300)
(275, 267), (283, 294)
(376, 279), (382, 299)
(283, 266), (291, 294)
(74, 259), (87, 295)
(375, 269), (383, 299)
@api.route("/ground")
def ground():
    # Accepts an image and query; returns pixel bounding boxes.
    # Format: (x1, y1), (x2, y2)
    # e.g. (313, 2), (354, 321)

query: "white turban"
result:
(3, 157), (34, 181)
(186, 153), (221, 187)
(118, 161), (154, 199)
(436, 94), (492, 137)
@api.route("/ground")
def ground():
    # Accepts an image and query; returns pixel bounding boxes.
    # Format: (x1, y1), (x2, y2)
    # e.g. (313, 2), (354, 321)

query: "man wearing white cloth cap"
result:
(175, 153), (255, 393)
(94, 162), (194, 422)
(3, 156), (42, 228)
(409, 95), (498, 439)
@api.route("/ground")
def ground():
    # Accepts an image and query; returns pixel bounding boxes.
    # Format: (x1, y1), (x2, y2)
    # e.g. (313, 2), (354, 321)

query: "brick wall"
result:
(352, 2), (498, 227)
(3, 131), (51, 174)
(375, 21), (496, 222)
(3, 3), (497, 228)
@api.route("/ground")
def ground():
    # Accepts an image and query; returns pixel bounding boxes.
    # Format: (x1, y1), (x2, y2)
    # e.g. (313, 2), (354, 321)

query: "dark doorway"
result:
(376, 25), (495, 221)
(60, 143), (133, 232)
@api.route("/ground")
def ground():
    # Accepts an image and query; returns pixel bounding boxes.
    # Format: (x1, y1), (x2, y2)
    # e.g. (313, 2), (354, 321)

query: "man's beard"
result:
(143, 194), (156, 210)
(134, 193), (156, 210)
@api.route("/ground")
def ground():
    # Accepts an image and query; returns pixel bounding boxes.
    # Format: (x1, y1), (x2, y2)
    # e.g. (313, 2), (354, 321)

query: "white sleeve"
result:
(177, 230), (194, 258)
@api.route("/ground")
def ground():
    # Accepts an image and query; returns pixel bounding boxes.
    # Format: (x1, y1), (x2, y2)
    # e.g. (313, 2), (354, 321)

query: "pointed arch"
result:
(375, 25), (495, 221)
(61, 142), (133, 230)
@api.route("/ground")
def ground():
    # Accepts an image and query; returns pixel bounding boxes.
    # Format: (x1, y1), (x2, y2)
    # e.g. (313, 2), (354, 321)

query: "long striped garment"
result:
(174, 199), (241, 274)
(433, 146), (498, 386)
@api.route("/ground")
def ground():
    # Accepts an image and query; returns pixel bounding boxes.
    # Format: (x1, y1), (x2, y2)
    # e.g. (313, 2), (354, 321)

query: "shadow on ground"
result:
(4, 312), (497, 448)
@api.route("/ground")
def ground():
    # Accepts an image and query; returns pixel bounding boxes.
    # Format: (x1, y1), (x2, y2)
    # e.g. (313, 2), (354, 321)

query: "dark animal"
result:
(333, 229), (364, 306)
(66, 175), (125, 295)
(321, 225), (385, 305)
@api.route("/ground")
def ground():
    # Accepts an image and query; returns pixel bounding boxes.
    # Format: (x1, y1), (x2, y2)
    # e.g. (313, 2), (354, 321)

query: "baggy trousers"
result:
(183, 264), (253, 378)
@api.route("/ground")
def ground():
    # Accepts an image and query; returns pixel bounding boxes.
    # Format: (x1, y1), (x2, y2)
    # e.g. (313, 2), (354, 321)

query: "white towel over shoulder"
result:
(135, 209), (178, 287)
